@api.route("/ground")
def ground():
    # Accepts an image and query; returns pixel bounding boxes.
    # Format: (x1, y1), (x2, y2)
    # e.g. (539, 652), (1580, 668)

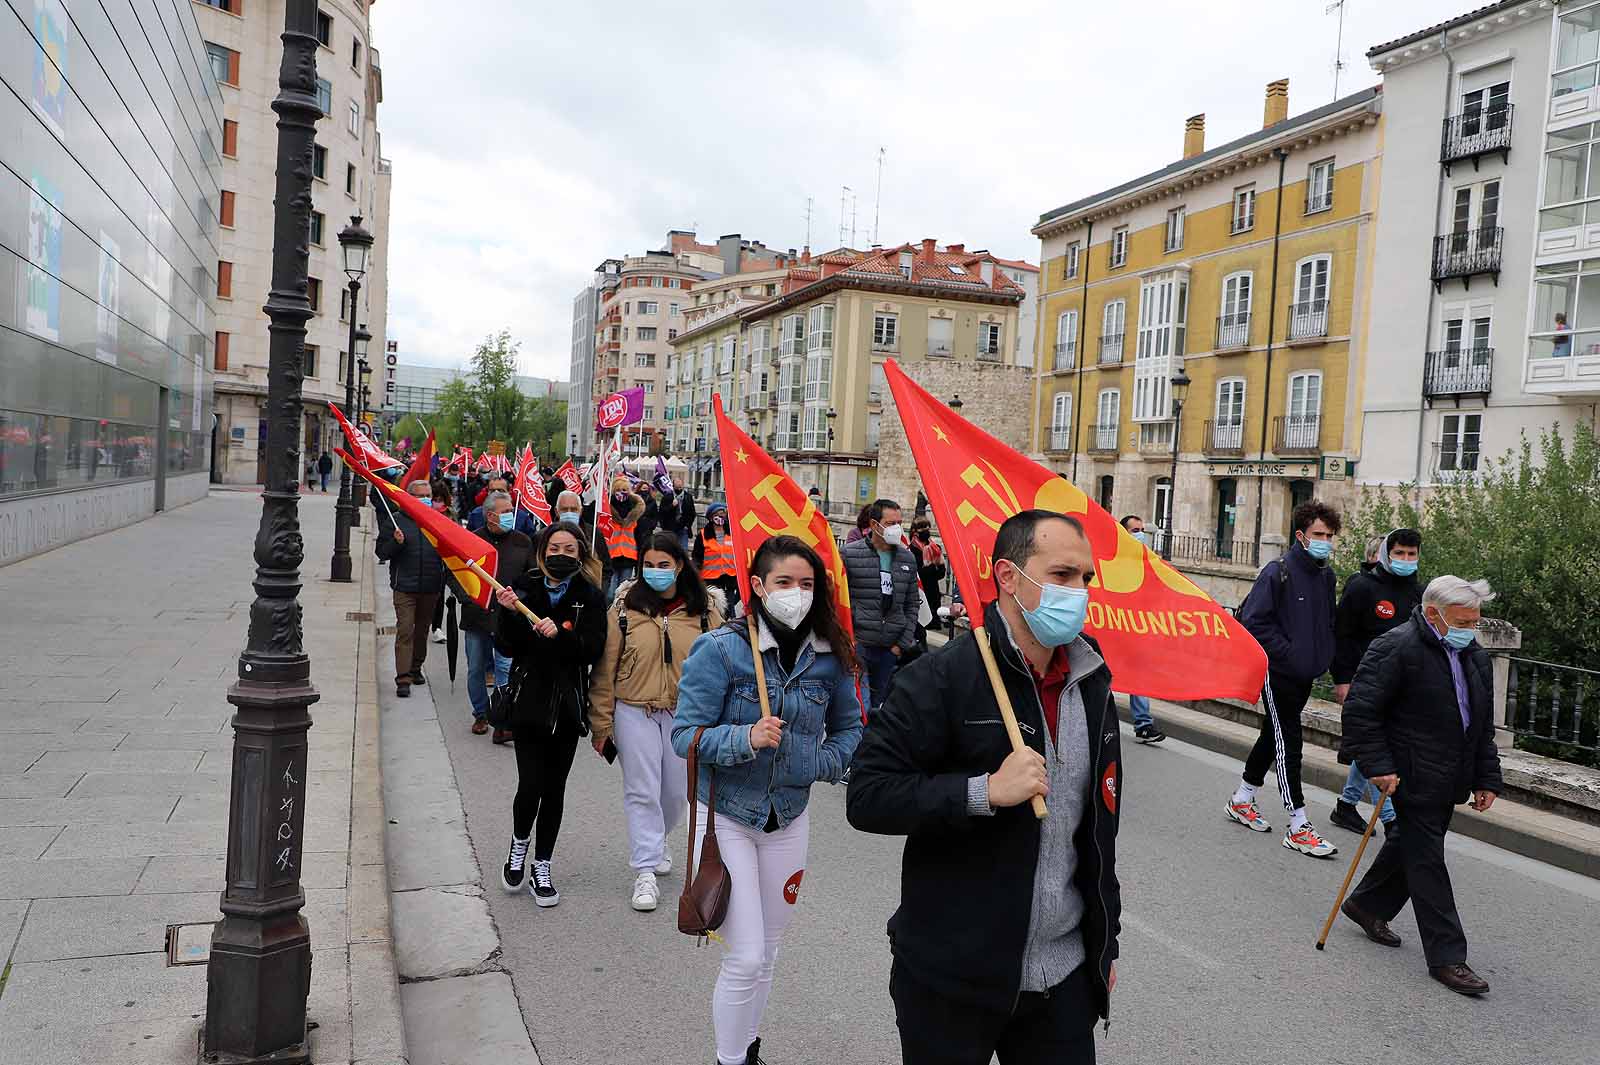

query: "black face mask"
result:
(544, 554), (581, 580)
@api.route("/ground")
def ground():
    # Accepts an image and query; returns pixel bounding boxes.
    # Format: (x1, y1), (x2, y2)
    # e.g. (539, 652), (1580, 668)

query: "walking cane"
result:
(1315, 796), (1387, 950)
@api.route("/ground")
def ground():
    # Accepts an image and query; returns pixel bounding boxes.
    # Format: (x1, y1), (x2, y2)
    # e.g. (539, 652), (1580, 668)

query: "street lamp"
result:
(823, 407), (837, 517)
(204, 3), (321, 1060)
(1162, 366), (1192, 561)
(350, 339), (373, 518)
(948, 394), (964, 411)
(329, 220), (374, 582)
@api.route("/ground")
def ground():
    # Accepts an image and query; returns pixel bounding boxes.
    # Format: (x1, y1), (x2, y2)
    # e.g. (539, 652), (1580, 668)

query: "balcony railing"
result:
(1136, 424), (1175, 456)
(1273, 414), (1321, 455)
(1090, 423), (1119, 453)
(1215, 312), (1250, 350)
(1431, 440), (1481, 478)
(1440, 104), (1513, 170)
(1423, 349), (1493, 399)
(1052, 341), (1077, 372)
(1287, 300), (1328, 341)
(1047, 428), (1072, 451)
(1432, 227), (1503, 286)
(1099, 333), (1124, 365)
(1204, 419), (1246, 456)
(1158, 532), (1261, 568)
(976, 343), (1002, 363)
(1505, 657), (1600, 761)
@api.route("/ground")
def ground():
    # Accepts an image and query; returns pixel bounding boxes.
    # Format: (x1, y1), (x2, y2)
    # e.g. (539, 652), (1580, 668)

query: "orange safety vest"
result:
(701, 534), (737, 580)
(607, 523), (638, 561)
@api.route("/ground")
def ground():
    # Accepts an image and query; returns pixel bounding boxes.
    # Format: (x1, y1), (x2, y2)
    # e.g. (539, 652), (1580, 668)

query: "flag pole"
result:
(745, 615), (773, 720)
(465, 559), (545, 626)
(971, 624), (1048, 819)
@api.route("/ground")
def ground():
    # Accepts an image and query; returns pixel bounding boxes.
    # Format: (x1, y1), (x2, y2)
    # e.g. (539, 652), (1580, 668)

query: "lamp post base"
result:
(200, 914), (312, 1065)
(329, 555), (352, 582)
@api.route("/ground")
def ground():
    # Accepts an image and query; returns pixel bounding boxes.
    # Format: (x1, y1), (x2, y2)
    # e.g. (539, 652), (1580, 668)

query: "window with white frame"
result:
(1285, 371), (1322, 449)
(978, 321), (1002, 359)
(699, 344), (713, 381)
(1214, 378), (1246, 449)
(640, 381), (654, 393)
(1438, 412), (1482, 472)
(1050, 393), (1072, 450)
(1306, 158), (1335, 213)
(807, 304), (835, 351)
(1065, 242), (1080, 279)
(1152, 478), (1172, 533)
(636, 352), (656, 368)
(1219, 272), (1252, 347)
(1232, 186), (1256, 233)
(1109, 227), (1128, 268)
(1055, 311), (1078, 370)
(720, 337), (736, 375)
(1165, 206), (1186, 252)
(1554, 6), (1600, 99)
(778, 356), (803, 405)
(1440, 314), (1492, 367)
(639, 300), (659, 314)
(1289, 256), (1331, 339)
(1095, 389), (1120, 449)
(1450, 180), (1501, 245)
(801, 405), (828, 450)
(781, 313), (805, 356)
(867, 412), (881, 451)
(1459, 78), (1510, 137)
(804, 348), (832, 402)
(670, 302), (681, 317)
(348, 100), (360, 136)
(750, 324), (771, 365)
(636, 326), (657, 341)
(927, 316), (954, 356)
(869, 361), (887, 403)
(1133, 271), (1188, 422)
(1101, 299), (1126, 362)
(873, 313), (898, 350)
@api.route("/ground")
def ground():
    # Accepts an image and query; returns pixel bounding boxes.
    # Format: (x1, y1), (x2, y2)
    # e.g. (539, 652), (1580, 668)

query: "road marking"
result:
(1121, 910), (1224, 972)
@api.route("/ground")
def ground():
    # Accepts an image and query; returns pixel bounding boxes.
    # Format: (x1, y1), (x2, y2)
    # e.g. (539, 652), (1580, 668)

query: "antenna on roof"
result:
(873, 147), (885, 246)
(804, 196), (814, 250)
(838, 186), (851, 248)
(850, 193), (858, 248)
(1326, 0), (1347, 100)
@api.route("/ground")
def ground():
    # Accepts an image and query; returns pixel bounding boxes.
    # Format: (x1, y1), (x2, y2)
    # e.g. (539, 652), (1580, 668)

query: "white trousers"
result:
(615, 702), (688, 872)
(693, 803), (811, 1065)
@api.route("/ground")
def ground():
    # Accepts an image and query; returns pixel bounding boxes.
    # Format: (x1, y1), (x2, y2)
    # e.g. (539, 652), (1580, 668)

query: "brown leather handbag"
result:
(678, 725), (732, 939)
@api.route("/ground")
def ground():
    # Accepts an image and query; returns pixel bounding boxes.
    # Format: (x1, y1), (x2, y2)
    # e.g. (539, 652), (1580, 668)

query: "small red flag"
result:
(338, 448), (500, 610)
(882, 360), (1264, 701)
(329, 403), (400, 471)
(513, 447), (551, 526)
(555, 458), (582, 495)
(403, 427), (436, 488)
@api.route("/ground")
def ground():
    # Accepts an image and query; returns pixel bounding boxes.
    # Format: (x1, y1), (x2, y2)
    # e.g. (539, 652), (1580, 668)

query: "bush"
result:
(1337, 421), (1599, 667)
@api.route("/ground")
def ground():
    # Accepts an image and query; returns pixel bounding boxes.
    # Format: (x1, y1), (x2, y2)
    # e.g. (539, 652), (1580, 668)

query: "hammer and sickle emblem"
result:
(955, 461), (1022, 532)
(739, 474), (821, 545)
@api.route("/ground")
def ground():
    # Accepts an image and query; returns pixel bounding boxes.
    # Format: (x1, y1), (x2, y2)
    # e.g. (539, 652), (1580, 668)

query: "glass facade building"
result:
(0, 0), (218, 513)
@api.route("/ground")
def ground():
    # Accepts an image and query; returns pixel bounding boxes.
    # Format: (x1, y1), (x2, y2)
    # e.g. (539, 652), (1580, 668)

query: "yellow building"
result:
(1030, 80), (1380, 567)
(668, 241), (1027, 512)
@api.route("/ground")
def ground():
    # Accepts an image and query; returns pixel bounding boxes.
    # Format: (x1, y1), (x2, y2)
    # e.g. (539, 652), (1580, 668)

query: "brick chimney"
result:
(920, 238), (937, 261)
(1264, 78), (1289, 128)
(947, 243), (964, 255)
(1183, 114), (1205, 159)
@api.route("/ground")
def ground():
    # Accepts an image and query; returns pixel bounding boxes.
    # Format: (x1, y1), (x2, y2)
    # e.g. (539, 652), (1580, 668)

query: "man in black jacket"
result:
(848, 510), (1120, 1064)
(375, 479), (445, 698)
(1338, 576), (1502, 996)
(454, 490), (533, 741)
(1329, 528), (1422, 834)
(1227, 499), (1341, 858)
(842, 498), (921, 712)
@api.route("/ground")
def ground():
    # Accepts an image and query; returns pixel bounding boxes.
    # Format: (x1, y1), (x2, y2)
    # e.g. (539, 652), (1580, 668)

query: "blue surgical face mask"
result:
(1011, 566), (1090, 648)
(1388, 557), (1418, 577)
(496, 511), (514, 532)
(1443, 625), (1476, 650)
(1303, 537), (1333, 561)
(1131, 530), (1151, 547)
(642, 565), (677, 593)
(559, 511), (581, 526)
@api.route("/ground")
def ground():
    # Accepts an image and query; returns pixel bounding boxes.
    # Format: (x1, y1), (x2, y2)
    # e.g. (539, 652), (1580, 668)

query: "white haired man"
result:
(1338, 575), (1503, 996)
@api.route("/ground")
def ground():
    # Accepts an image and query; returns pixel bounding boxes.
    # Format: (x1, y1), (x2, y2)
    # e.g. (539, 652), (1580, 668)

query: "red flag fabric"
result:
(403, 427), (436, 488)
(713, 396), (852, 641)
(555, 458), (582, 495)
(337, 448), (499, 610)
(444, 447), (472, 478)
(513, 447), (551, 526)
(882, 360), (1265, 701)
(329, 403), (400, 471)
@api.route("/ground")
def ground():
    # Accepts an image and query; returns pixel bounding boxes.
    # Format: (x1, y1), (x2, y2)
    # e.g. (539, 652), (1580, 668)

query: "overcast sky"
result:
(373, 0), (1473, 382)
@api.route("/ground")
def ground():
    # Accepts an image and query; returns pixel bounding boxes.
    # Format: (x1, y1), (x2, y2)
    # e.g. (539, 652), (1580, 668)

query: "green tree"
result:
(1338, 422), (1599, 667)
(433, 330), (540, 455)
(390, 415), (427, 451)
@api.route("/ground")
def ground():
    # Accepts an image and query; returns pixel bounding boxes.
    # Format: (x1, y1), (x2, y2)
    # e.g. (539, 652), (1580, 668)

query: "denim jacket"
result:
(671, 619), (864, 831)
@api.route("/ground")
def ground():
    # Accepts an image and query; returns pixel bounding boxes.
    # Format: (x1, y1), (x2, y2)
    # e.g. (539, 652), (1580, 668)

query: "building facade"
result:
(1360, 0), (1600, 487)
(194, 0), (391, 484)
(1031, 82), (1380, 566)
(1, 0), (218, 564)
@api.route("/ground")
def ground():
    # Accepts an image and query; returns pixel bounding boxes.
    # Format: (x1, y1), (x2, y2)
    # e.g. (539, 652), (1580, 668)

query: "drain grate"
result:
(345, 610), (374, 622)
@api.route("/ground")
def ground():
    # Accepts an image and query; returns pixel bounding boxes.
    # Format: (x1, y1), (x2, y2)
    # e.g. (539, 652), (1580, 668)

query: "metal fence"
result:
(1505, 657), (1600, 761)
(1154, 531), (1260, 568)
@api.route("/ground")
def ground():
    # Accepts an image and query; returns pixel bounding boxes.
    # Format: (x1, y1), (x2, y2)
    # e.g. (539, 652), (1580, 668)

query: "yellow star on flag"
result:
(932, 424), (949, 443)
(734, 446), (750, 464)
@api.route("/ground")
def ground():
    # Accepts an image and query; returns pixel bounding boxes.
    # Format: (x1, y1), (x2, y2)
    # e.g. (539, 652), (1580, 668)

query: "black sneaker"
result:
(1383, 818), (1400, 839)
(411, 669), (427, 686)
(501, 836), (530, 893)
(396, 682), (411, 698)
(1329, 799), (1367, 834)
(530, 859), (559, 907)
(745, 1037), (766, 1064)
(1134, 724), (1166, 744)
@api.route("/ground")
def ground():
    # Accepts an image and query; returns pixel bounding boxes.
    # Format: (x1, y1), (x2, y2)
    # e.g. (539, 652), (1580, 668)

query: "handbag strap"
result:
(683, 725), (716, 875)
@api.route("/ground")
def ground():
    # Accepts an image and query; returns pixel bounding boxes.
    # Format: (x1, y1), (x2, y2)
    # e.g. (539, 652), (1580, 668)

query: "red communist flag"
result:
(337, 448), (499, 610)
(713, 397), (851, 642)
(513, 447), (551, 525)
(882, 360), (1265, 701)
(329, 402), (400, 471)
(403, 427), (436, 488)
(555, 458), (583, 495)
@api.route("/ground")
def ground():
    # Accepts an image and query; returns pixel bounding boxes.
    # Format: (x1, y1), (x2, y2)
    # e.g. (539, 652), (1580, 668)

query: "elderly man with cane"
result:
(1332, 575), (1503, 996)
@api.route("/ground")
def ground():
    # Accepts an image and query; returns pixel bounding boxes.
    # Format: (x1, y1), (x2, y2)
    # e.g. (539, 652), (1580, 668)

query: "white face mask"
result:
(761, 586), (813, 629)
(880, 523), (904, 546)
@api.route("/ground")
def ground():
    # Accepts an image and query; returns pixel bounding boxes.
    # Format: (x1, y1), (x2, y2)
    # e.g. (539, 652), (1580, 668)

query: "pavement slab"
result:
(400, 973), (541, 1065)
(0, 857), (145, 900)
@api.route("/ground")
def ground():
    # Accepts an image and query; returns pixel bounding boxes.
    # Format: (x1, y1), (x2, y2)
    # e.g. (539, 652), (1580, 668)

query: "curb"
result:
(1134, 696), (1600, 881)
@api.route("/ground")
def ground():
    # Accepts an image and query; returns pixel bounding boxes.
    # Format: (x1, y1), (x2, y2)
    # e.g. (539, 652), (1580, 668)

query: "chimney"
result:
(1183, 114), (1205, 159)
(1264, 78), (1289, 128)
(920, 238), (937, 260)
(948, 243), (964, 255)
(801, 246), (811, 265)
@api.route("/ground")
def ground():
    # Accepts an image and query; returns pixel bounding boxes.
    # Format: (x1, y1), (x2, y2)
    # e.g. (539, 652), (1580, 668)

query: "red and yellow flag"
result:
(329, 403), (400, 471)
(882, 360), (1264, 701)
(403, 427), (437, 488)
(713, 398), (851, 642)
(337, 447), (499, 610)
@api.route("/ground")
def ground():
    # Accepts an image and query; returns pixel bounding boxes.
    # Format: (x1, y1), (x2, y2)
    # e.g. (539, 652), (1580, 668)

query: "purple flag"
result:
(654, 455), (674, 494)
(596, 386), (645, 430)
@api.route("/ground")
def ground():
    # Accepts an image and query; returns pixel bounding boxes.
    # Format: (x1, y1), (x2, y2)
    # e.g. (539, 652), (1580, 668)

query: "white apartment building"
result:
(1361, 0), (1599, 486)
(194, 0), (392, 484)
(995, 257), (1040, 367)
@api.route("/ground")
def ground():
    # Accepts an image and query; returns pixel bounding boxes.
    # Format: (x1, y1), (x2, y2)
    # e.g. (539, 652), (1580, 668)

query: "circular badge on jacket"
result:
(783, 870), (804, 905)
(1375, 600), (1395, 619)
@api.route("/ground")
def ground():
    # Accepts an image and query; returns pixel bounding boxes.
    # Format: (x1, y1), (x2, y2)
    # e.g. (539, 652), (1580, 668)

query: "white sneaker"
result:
(631, 871), (659, 912)
(1225, 796), (1271, 832)
(654, 855), (672, 876)
(1283, 822), (1339, 859)
(430, 629), (446, 644)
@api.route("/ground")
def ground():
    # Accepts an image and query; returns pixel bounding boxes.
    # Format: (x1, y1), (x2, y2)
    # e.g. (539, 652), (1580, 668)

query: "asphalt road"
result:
(434, 669), (1600, 1065)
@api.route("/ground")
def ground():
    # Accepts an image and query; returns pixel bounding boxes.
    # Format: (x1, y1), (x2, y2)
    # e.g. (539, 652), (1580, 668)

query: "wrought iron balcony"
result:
(1432, 227), (1503, 288)
(1273, 414), (1321, 455)
(1287, 301), (1328, 342)
(1440, 105), (1512, 172)
(1164, 532), (1261, 568)
(1047, 429), (1072, 452)
(1052, 341), (1076, 372)
(1215, 312), (1250, 350)
(1089, 423), (1119, 453)
(1203, 419), (1246, 456)
(1431, 440), (1481, 479)
(1098, 333), (1124, 365)
(1423, 349), (1493, 400)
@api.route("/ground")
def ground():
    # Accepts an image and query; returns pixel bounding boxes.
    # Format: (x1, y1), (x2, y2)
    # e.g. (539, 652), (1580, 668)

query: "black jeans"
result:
(891, 961), (1097, 1065)
(512, 729), (579, 860)
(1348, 802), (1468, 967)
(1243, 671), (1312, 811)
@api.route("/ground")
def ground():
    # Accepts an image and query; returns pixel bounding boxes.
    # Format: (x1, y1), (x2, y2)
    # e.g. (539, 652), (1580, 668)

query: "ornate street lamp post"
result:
(1162, 367), (1192, 562)
(329, 218), (373, 582)
(823, 407), (837, 518)
(204, 3), (321, 1061)
(351, 347), (372, 517)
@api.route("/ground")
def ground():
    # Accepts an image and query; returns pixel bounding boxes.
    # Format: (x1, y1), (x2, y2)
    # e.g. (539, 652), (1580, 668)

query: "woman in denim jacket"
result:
(671, 535), (863, 1065)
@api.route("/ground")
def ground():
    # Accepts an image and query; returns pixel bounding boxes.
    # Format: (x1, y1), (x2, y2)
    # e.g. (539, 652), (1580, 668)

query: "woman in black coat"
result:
(493, 523), (608, 907)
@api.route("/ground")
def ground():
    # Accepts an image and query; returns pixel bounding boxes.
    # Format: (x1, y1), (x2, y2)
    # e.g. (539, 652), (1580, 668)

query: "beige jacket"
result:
(588, 583), (726, 743)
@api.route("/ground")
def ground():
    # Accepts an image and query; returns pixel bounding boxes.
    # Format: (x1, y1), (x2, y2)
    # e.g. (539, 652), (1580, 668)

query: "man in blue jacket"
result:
(1226, 500), (1341, 858)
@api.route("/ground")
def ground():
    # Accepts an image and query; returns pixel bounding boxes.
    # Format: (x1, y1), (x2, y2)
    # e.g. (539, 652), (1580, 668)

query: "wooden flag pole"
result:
(972, 624), (1048, 820)
(745, 615), (773, 720)
(1315, 790), (1387, 950)
(466, 559), (545, 627)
